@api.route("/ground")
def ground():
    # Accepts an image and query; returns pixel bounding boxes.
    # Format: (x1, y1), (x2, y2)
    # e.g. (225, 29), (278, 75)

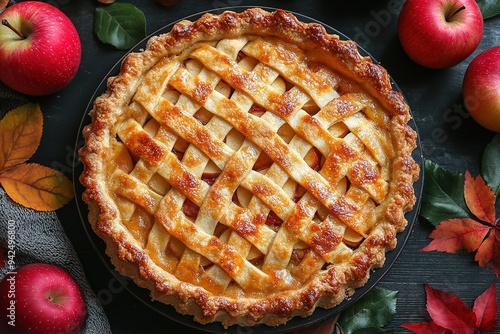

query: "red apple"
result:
(0, 263), (87, 334)
(463, 46), (500, 132)
(0, 1), (81, 96)
(398, 0), (483, 69)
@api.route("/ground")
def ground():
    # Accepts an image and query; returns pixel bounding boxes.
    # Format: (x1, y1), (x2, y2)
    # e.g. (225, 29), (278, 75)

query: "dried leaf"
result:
(473, 282), (498, 331)
(464, 171), (496, 225)
(420, 218), (490, 253)
(424, 284), (477, 334)
(0, 163), (73, 211)
(0, 103), (43, 173)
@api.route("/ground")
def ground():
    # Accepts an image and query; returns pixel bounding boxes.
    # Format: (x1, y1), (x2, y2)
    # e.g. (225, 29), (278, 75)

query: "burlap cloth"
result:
(0, 83), (111, 333)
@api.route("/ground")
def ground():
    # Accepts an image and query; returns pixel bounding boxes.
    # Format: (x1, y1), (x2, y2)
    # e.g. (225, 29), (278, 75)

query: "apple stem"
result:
(1, 19), (25, 39)
(448, 5), (466, 21)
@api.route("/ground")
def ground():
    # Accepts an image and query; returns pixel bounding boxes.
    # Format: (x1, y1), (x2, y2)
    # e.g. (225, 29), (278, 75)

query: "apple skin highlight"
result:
(0, 1), (81, 96)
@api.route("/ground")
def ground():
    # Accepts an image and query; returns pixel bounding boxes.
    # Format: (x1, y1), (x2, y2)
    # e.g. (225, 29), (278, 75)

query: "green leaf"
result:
(481, 133), (500, 198)
(420, 159), (470, 226)
(476, 0), (500, 19)
(338, 287), (397, 334)
(94, 2), (146, 50)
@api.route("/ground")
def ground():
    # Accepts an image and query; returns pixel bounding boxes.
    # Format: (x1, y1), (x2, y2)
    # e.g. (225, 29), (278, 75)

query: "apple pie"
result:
(79, 8), (420, 328)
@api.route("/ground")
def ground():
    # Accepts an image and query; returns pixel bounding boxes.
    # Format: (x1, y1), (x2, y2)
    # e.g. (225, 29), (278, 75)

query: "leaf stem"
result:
(1, 19), (25, 39)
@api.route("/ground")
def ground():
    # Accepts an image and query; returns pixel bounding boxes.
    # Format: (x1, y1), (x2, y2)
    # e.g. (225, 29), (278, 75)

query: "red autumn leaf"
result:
(475, 231), (493, 268)
(425, 284), (477, 334)
(420, 218), (490, 253)
(422, 166), (500, 275)
(402, 284), (498, 334)
(489, 230), (500, 276)
(473, 282), (498, 331)
(475, 229), (500, 277)
(401, 321), (452, 333)
(464, 171), (496, 225)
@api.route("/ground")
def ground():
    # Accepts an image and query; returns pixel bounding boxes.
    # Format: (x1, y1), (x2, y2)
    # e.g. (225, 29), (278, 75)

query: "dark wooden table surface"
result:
(10, 0), (499, 333)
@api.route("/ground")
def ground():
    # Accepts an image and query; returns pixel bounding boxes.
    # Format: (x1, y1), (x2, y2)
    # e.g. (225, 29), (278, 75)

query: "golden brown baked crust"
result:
(79, 8), (420, 328)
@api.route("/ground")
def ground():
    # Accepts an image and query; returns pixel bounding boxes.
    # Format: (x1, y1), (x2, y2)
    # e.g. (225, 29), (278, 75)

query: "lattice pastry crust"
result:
(79, 8), (420, 328)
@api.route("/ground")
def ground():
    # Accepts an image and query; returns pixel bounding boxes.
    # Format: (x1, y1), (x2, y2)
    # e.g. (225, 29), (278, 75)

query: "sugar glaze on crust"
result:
(79, 8), (420, 328)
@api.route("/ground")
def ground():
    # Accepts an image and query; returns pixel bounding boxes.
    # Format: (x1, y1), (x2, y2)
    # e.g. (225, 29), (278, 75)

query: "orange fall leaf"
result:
(475, 229), (500, 276)
(0, 103), (43, 173)
(464, 170), (496, 225)
(0, 163), (74, 211)
(420, 218), (491, 254)
(422, 169), (500, 275)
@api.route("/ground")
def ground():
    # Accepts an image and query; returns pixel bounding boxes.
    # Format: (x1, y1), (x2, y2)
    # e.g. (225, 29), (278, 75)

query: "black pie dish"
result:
(72, 6), (424, 333)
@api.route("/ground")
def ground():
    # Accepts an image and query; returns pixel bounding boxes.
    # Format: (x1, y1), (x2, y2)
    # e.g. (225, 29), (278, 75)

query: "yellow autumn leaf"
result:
(0, 163), (74, 211)
(0, 103), (43, 173)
